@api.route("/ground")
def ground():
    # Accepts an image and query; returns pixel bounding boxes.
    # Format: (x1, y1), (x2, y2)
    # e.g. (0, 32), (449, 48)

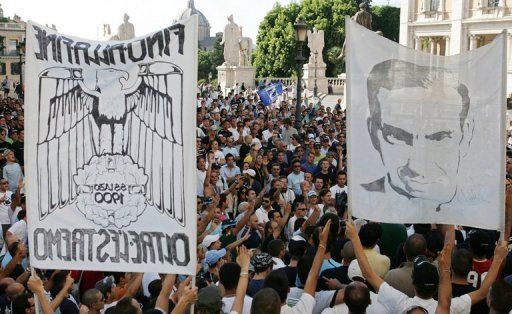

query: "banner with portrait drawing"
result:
(25, 16), (198, 273)
(346, 19), (506, 230)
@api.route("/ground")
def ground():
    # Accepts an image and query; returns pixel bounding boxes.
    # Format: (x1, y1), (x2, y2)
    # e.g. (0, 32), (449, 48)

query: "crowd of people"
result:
(0, 81), (509, 314)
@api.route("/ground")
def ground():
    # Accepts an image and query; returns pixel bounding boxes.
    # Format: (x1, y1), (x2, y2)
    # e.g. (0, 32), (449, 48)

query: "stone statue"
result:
(238, 27), (253, 66)
(307, 28), (325, 65)
(103, 24), (112, 39)
(112, 13), (135, 40)
(353, 2), (372, 30)
(221, 15), (242, 66)
(339, 2), (372, 59)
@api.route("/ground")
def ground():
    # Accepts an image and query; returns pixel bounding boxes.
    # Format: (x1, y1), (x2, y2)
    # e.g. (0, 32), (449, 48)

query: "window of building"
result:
(0, 64), (5, 75)
(6, 39), (17, 56)
(423, 0), (440, 12)
(10, 62), (21, 75)
(486, 0), (500, 7)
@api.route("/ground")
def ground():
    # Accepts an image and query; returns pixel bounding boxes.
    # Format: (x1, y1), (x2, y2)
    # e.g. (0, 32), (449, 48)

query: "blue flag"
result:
(257, 83), (283, 106)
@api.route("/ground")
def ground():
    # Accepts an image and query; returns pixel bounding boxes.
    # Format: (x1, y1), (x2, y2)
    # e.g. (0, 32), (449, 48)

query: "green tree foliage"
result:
(253, 3), (301, 77)
(197, 34), (224, 81)
(254, 0), (399, 78)
(372, 5), (401, 42)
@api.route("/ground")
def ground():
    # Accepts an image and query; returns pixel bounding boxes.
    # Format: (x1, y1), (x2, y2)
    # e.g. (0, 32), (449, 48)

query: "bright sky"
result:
(6, 0), (399, 41)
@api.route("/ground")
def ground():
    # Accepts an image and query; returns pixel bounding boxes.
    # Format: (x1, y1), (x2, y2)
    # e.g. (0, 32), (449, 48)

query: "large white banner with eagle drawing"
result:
(25, 17), (198, 273)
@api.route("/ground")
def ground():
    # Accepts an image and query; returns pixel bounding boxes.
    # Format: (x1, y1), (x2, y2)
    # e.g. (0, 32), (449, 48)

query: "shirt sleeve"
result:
(450, 294), (472, 314)
(377, 282), (410, 313)
(292, 292), (316, 314)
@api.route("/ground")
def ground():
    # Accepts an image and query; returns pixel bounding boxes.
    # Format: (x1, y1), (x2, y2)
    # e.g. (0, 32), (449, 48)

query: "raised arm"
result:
(10, 179), (23, 211)
(155, 274), (176, 313)
(277, 203), (292, 231)
(303, 220), (331, 296)
(49, 273), (75, 311)
(231, 246), (251, 314)
(345, 221), (384, 291)
(436, 226), (455, 314)
(27, 275), (54, 314)
(233, 201), (255, 235)
(124, 273), (143, 297)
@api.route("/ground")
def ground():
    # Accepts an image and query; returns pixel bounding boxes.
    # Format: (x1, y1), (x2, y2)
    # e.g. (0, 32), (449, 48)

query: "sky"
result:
(7, 0), (400, 41)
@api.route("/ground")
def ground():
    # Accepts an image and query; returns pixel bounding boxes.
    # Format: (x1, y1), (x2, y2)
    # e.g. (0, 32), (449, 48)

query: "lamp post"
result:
(208, 72), (212, 83)
(293, 17), (308, 131)
(313, 51), (318, 102)
(16, 38), (25, 99)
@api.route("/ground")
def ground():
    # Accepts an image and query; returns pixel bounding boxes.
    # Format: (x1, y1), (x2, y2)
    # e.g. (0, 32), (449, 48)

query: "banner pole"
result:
(190, 275), (196, 313)
(30, 266), (41, 314)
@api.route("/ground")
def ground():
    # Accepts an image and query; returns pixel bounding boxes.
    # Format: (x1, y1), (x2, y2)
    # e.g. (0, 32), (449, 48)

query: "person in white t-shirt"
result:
(329, 171), (347, 198)
(345, 221), (508, 314)
(0, 178), (21, 238)
(220, 262), (253, 314)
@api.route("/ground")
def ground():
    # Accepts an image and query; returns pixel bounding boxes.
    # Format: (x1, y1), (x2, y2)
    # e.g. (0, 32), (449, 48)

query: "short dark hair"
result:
(225, 153), (234, 160)
(404, 234), (427, 260)
(489, 279), (512, 313)
(451, 248), (473, 278)
(12, 294), (31, 314)
(264, 270), (289, 303)
(112, 296), (139, 314)
(359, 222), (382, 248)
(367, 59), (470, 153)
(344, 283), (371, 314)
(267, 209), (280, 221)
(414, 283), (437, 300)
(219, 262), (241, 290)
(268, 239), (285, 258)
(82, 289), (102, 308)
(251, 288), (281, 314)
(297, 256), (314, 286)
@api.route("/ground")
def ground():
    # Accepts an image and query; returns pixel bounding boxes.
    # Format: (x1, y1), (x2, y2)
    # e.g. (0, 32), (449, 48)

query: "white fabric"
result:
(222, 295), (252, 314)
(255, 207), (270, 225)
(272, 257), (286, 270)
(286, 288), (331, 314)
(321, 291), (387, 314)
(281, 292), (316, 314)
(0, 191), (13, 224)
(142, 272), (160, 297)
(25, 18), (198, 273)
(377, 282), (471, 314)
(346, 19), (505, 230)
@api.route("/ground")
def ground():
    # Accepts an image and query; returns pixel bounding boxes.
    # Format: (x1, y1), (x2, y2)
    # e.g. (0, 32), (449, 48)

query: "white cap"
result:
(202, 233), (220, 248)
(243, 169), (256, 177)
(348, 260), (365, 281)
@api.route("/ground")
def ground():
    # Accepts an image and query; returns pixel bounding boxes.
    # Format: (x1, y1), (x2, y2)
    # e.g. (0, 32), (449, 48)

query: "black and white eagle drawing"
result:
(36, 61), (185, 227)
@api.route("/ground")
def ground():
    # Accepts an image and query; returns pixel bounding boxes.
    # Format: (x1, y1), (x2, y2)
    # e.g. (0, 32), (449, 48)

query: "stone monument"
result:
(339, 2), (372, 59)
(217, 15), (256, 93)
(303, 28), (328, 95)
(110, 13), (135, 40)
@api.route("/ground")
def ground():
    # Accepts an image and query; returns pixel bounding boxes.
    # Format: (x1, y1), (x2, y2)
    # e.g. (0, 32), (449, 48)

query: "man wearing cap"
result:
(196, 285), (223, 313)
(247, 253), (274, 297)
(242, 168), (262, 194)
(345, 221), (509, 313)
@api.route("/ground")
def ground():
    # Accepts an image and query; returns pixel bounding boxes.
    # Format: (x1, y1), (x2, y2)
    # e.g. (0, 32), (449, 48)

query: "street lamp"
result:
(16, 38), (25, 99)
(293, 17), (307, 131)
(208, 72), (212, 83)
(313, 51), (318, 102)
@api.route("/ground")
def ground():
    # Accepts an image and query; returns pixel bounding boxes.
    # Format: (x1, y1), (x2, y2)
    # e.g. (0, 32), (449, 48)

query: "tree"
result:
(254, 0), (360, 78)
(197, 34), (224, 81)
(253, 3), (301, 77)
(371, 5), (401, 42)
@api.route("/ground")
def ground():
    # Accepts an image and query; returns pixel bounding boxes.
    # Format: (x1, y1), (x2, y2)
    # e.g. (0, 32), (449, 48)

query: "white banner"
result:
(346, 19), (506, 230)
(25, 17), (198, 273)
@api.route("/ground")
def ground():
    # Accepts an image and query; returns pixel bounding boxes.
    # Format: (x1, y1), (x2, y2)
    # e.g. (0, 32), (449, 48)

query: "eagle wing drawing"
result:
(36, 62), (185, 226)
